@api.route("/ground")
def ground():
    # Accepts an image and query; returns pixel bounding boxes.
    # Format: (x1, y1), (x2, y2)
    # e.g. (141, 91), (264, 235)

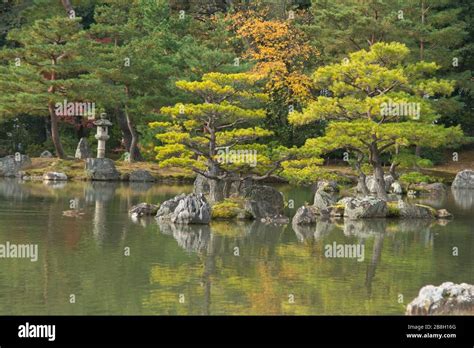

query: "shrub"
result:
(399, 172), (436, 186)
(211, 199), (248, 219)
(387, 202), (400, 217)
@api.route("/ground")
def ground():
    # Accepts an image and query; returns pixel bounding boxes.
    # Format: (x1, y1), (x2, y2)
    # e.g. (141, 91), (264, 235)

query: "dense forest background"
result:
(0, 0), (472, 168)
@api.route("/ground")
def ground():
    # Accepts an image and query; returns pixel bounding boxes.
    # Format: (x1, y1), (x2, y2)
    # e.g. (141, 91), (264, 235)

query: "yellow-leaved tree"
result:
(151, 72), (295, 203)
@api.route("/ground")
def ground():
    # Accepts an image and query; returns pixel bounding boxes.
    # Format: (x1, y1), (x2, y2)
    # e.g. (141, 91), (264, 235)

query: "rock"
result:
(452, 169), (474, 189)
(243, 185), (285, 219)
(406, 282), (474, 315)
(424, 183), (446, 195)
(40, 150), (53, 158)
(436, 209), (453, 219)
(329, 205), (344, 218)
(315, 180), (339, 193)
(451, 188), (474, 210)
(344, 197), (388, 219)
(156, 193), (210, 224)
(129, 203), (159, 218)
(156, 193), (186, 219)
(365, 174), (394, 193)
(398, 200), (436, 219)
(193, 174), (253, 198)
(75, 138), (91, 159)
(414, 182), (447, 196)
(170, 193), (211, 224)
(230, 177), (254, 196)
(0, 155), (32, 177)
(43, 172), (68, 181)
(313, 188), (338, 211)
(85, 158), (120, 181)
(292, 205), (318, 225)
(193, 174), (210, 195)
(390, 181), (403, 194)
(397, 201), (435, 219)
(261, 214), (290, 224)
(325, 197), (353, 218)
(129, 170), (155, 182)
(337, 197), (353, 206)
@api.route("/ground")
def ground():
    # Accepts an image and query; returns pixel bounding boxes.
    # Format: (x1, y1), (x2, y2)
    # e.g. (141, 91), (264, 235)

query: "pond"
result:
(0, 179), (472, 315)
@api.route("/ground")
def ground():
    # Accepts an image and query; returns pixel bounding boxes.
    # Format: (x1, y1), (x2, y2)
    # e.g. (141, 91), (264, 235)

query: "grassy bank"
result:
(21, 150), (474, 185)
(24, 158), (195, 182)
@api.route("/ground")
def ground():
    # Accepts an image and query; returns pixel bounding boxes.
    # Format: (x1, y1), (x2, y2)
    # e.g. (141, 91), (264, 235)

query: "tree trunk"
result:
(415, 145), (422, 157)
(124, 108), (142, 162)
(75, 116), (86, 140)
(208, 163), (225, 203)
(371, 146), (388, 200)
(208, 180), (225, 203)
(373, 163), (388, 200)
(48, 103), (66, 159)
(61, 0), (73, 13)
(122, 85), (143, 162)
(44, 116), (51, 141)
(355, 154), (370, 195)
(206, 122), (225, 203)
(115, 108), (132, 151)
(389, 161), (399, 180)
(357, 171), (370, 196)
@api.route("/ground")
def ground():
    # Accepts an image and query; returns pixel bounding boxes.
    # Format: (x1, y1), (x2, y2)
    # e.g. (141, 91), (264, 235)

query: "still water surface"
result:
(0, 179), (472, 315)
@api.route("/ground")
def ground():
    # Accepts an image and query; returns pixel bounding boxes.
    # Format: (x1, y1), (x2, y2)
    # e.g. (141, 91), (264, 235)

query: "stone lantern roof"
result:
(93, 114), (112, 127)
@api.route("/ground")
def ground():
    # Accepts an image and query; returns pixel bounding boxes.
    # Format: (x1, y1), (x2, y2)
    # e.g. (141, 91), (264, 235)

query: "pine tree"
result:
(0, 16), (103, 158)
(287, 43), (465, 199)
(89, 0), (239, 161)
(152, 72), (292, 202)
(303, 0), (472, 136)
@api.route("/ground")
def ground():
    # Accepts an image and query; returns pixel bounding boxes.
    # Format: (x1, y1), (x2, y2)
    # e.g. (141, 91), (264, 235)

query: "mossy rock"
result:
(388, 201), (436, 219)
(415, 204), (437, 216)
(387, 202), (401, 218)
(211, 198), (251, 220)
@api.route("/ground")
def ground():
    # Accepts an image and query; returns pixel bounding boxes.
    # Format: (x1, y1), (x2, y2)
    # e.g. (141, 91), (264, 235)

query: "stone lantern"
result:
(94, 113), (112, 159)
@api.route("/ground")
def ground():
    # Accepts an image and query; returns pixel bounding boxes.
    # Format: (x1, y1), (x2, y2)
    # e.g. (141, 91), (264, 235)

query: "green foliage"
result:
(399, 172), (437, 185)
(152, 72), (291, 181)
(302, 0), (473, 136)
(386, 202), (401, 218)
(281, 157), (335, 185)
(287, 43), (465, 188)
(393, 150), (434, 169)
(211, 198), (249, 219)
(0, 0), (471, 174)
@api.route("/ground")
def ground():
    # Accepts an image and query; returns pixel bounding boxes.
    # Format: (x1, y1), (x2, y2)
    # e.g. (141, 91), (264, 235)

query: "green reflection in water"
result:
(0, 179), (472, 315)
